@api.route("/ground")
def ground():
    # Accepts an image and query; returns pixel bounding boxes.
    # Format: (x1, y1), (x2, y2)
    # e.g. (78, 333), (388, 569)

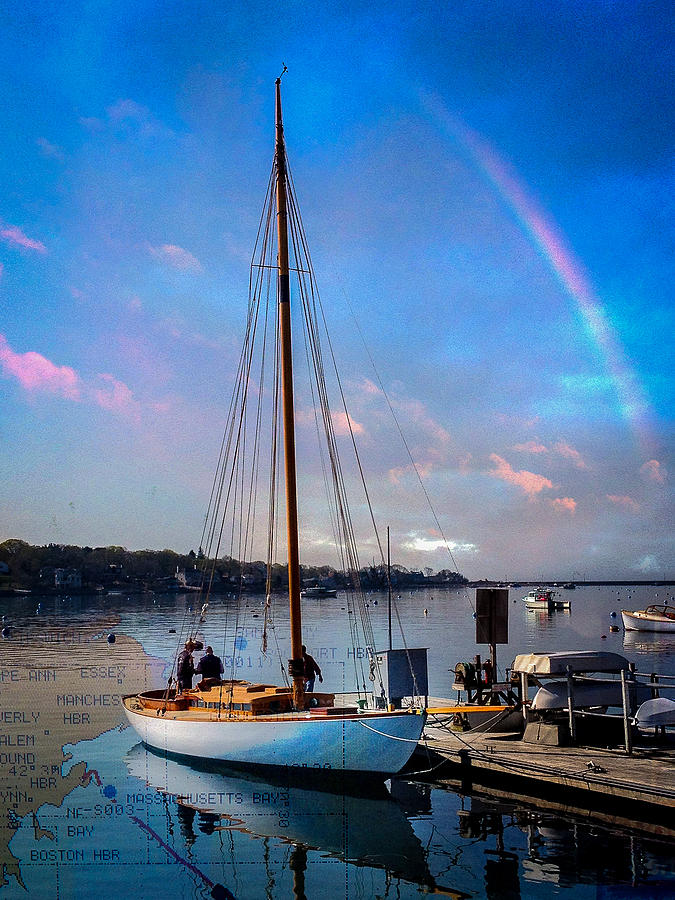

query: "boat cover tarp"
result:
(634, 697), (675, 727)
(511, 650), (630, 675)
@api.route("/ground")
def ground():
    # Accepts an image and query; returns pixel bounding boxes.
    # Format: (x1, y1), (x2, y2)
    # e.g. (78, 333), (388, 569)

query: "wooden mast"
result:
(275, 77), (305, 709)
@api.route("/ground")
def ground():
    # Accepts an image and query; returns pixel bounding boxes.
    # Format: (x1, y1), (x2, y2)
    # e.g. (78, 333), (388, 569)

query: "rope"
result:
(356, 717), (425, 743)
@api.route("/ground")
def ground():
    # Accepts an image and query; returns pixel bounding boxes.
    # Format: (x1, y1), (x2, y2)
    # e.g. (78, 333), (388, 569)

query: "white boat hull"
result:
(532, 679), (651, 710)
(122, 702), (426, 775)
(621, 609), (675, 632)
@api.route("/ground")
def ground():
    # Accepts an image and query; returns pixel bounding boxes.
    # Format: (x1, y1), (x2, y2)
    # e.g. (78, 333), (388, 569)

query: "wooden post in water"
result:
(621, 668), (633, 755)
(566, 666), (577, 743)
(275, 77), (305, 710)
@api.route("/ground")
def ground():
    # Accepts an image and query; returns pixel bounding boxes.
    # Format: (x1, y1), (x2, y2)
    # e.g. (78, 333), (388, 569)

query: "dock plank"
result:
(414, 719), (675, 810)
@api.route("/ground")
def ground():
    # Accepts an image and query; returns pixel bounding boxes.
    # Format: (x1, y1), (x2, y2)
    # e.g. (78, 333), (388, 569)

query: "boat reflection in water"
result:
(124, 744), (465, 897)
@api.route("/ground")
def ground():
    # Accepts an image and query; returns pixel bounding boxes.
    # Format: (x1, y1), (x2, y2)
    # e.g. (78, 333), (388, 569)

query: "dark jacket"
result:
(177, 649), (194, 681)
(196, 652), (224, 679)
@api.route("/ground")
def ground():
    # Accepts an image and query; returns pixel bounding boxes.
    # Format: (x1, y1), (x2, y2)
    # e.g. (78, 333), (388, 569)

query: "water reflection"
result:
(124, 744), (459, 895)
(623, 630), (675, 655)
(122, 744), (675, 899)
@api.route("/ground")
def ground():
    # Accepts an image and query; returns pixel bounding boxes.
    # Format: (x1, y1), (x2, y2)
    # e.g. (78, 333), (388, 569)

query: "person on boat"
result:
(176, 641), (195, 693)
(302, 645), (323, 691)
(196, 646), (224, 679)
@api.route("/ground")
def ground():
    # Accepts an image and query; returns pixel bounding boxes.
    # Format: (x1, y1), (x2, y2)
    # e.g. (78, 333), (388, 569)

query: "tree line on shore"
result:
(0, 539), (467, 594)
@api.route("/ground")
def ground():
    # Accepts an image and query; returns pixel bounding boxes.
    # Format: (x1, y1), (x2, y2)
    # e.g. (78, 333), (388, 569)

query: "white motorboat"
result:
(621, 605), (675, 633)
(300, 585), (337, 598)
(123, 77), (427, 775)
(522, 587), (569, 609)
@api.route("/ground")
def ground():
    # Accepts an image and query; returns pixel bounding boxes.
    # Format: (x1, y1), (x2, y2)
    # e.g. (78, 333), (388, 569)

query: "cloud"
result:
(93, 374), (141, 422)
(607, 494), (640, 513)
(633, 554), (659, 573)
(107, 98), (151, 123)
(640, 459), (666, 484)
(36, 137), (65, 162)
(0, 334), (156, 423)
(331, 411), (364, 437)
(550, 497), (577, 513)
(360, 378), (382, 396)
(512, 439), (588, 469)
(80, 98), (173, 140)
(553, 441), (588, 469)
(149, 243), (203, 273)
(402, 534), (478, 554)
(388, 461), (434, 484)
(513, 440), (547, 454)
(489, 454), (553, 497)
(0, 334), (80, 399)
(0, 224), (47, 253)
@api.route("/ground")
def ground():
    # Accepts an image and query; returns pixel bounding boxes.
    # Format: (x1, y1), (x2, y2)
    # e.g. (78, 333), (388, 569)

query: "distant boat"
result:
(621, 605), (675, 633)
(522, 588), (569, 609)
(300, 586), (337, 598)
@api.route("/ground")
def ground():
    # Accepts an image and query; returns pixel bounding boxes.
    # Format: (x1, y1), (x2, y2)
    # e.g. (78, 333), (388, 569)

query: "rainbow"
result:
(420, 92), (654, 455)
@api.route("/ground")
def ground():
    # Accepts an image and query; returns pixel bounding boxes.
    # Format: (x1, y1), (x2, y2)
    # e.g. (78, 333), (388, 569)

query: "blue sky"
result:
(1, 1), (672, 580)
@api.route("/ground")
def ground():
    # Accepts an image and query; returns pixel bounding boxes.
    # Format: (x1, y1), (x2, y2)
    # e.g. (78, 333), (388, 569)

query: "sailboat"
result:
(122, 77), (427, 775)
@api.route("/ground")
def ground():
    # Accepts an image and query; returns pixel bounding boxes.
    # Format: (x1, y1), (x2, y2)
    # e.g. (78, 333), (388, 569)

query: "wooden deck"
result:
(409, 708), (675, 824)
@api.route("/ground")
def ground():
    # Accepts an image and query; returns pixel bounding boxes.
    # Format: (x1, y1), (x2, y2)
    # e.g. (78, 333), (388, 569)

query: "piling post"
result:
(520, 672), (528, 726)
(621, 668), (633, 755)
(566, 666), (576, 743)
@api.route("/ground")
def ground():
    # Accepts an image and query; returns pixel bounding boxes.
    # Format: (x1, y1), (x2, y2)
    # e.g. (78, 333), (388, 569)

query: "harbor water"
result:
(0, 583), (673, 898)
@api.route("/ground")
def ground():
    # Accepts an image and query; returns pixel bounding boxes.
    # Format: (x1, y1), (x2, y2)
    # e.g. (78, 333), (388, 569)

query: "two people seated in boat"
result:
(302, 645), (323, 692)
(176, 641), (224, 693)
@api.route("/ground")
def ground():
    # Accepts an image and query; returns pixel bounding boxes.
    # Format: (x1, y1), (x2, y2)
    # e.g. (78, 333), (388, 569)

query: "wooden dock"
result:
(409, 711), (675, 831)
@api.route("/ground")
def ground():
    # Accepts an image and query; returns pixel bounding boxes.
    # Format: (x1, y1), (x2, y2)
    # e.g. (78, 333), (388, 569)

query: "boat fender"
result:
(107, 633), (116, 644)
(610, 611), (617, 618)
(1, 626), (9, 638)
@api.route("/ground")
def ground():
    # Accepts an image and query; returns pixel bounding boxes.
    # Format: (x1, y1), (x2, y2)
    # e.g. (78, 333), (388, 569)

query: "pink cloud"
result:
(360, 378), (382, 396)
(640, 459), (666, 484)
(0, 262), (3, 278)
(0, 224), (47, 253)
(550, 497), (577, 513)
(388, 460), (434, 484)
(331, 411), (364, 437)
(607, 494), (640, 513)
(93, 373), (141, 421)
(513, 440), (547, 454)
(149, 243), (202, 273)
(0, 334), (80, 399)
(553, 441), (588, 469)
(489, 454), (553, 497)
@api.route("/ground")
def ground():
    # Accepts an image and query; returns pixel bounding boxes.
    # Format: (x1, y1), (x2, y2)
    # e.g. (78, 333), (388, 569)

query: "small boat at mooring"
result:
(522, 588), (570, 609)
(621, 604), (675, 633)
(300, 585), (337, 598)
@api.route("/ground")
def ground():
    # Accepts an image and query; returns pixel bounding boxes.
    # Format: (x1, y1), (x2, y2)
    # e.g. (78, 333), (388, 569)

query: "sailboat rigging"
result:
(123, 78), (427, 775)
